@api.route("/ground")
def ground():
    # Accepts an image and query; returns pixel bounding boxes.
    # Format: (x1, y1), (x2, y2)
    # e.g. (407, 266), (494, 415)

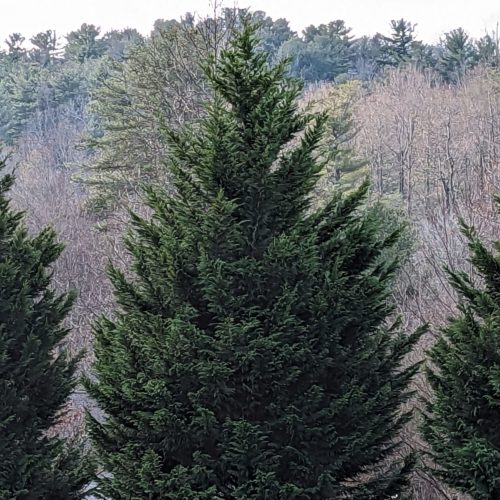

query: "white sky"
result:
(2, 0), (500, 47)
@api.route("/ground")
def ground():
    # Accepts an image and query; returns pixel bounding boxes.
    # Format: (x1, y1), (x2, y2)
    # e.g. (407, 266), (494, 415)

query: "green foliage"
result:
(5, 33), (26, 62)
(379, 19), (417, 67)
(321, 81), (366, 187)
(30, 30), (58, 67)
(422, 202), (500, 499)
(0, 55), (105, 145)
(282, 20), (353, 81)
(101, 28), (144, 61)
(476, 31), (500, 67)
(65, 24), (106, 63)
(0, 62), (43, 143)
(350, 35), (384, 80)
(0, 11), (490, 150)
(300, 80), (367, 200)
(0, 156), (94, 498)
(438, 28), (478, 82)
(87, 22), (423, 499)
(252, 10), (296, 61)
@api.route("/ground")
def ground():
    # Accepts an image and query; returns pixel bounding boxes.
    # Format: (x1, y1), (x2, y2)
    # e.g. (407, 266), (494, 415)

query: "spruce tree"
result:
(422, 203), (500, 499)
(0, 157), (93, 498)
(87, 22), (423, 499)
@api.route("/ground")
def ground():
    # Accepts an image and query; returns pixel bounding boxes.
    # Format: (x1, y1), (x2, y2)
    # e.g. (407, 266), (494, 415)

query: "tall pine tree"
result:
(0, 156), (93, 498)
(87, 22), (423, 499)
(422, 202), (500, 499)
(379, 19), (416, 67)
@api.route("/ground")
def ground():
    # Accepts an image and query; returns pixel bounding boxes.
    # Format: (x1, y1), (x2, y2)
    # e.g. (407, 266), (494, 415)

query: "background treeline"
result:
(1, 8), (500, 149)
(1, 7), (499, 499)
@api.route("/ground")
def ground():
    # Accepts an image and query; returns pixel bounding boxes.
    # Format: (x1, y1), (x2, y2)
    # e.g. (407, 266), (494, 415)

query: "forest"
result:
(0, 7), (499, 500)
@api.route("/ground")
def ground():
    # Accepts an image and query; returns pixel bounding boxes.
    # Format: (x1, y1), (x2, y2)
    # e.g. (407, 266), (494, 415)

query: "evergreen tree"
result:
(5, 33), (26, 62)
(64, 24), (106, 63)
(283, 20), (353, 81)
(87, 22), (423, 499)
(438, 28), (477, 82)
(0, 62), (42, 144)
(476, 30), (500, 68)
(379, 19), (417, 67)
(0, 156), (94, 498)
(30, 30), (58, 67)
(422, 203), (500, 499)
(251, 10), (296, 61)
(101, 28), (144, 61)
(410, 40), (437, 71)
(350, 35), (384, 80)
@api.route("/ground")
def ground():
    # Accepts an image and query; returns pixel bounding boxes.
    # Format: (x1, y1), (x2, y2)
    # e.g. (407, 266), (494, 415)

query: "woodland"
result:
(0, 7), (499, 500)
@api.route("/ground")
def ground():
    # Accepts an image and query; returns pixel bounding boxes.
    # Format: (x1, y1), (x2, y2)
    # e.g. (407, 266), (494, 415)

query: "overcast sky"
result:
(2, 0), (500, 47)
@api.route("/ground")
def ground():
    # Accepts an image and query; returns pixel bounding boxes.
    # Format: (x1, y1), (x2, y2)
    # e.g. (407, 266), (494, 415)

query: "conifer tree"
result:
(438, 28), (477, 82)
(87, 22), (423, 499)
(0, 157), (93, 498)
(422, 203), (500, 499)
(379, 19), (416, 67)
